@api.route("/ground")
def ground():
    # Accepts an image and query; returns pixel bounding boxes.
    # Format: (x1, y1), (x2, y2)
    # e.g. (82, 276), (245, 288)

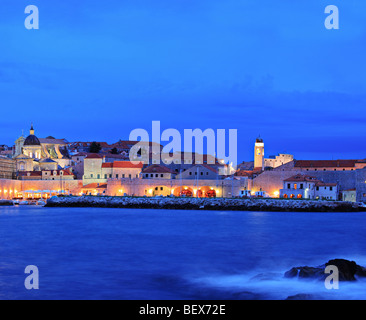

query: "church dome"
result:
(24, 124), (41, 146)
(24, 134), (41, 146)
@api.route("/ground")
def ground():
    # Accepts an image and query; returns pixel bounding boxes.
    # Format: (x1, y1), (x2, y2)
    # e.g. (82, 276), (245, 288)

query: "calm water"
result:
(1, 206), (366, 300)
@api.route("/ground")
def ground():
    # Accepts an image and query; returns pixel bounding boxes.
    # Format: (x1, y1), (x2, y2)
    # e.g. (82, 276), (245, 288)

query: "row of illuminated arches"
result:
(144, 186), (219, 197)
(283, 194), (302, 199)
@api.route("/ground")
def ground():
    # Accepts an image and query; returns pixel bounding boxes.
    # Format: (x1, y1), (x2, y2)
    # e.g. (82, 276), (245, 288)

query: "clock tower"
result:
(254, 137), (264, 170)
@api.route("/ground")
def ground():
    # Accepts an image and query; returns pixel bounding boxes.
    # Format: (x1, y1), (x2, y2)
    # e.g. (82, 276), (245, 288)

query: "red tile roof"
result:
(142, 164), (175, 174)
(284, 174), (321, 182)
(102, 161), (143, 169)
(160, 152), (222, 165)
(18, 171), (42, 176)
(294, 160), (358, 168)
(85, 153), (104, 159)
(315, 182), (338, 187)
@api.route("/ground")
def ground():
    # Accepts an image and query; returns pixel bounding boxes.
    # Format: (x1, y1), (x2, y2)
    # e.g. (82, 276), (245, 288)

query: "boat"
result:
(19, 201), (29, 205)
(37, 200), (46, 206)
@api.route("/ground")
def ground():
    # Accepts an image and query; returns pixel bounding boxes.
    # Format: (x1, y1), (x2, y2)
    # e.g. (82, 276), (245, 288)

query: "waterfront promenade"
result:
(45, 196), (366, 212)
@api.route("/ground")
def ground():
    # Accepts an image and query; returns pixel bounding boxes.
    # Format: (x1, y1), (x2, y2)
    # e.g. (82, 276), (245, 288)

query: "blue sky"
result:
(1, 0), (365, 161)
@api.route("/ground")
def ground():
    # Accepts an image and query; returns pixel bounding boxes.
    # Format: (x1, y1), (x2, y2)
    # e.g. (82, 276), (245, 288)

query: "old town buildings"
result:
(0, 124), (366, 202)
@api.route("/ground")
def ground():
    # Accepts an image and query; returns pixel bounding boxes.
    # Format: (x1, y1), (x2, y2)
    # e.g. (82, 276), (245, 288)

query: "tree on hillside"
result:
(89, 142), (102, 153)
(110, 147), (119, 155)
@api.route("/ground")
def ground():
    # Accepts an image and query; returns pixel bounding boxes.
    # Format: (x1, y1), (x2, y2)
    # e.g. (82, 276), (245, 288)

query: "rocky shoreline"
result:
(285, 259), (366, 281)
(282, 259), (366, 299)
(45, 196), (366, 212)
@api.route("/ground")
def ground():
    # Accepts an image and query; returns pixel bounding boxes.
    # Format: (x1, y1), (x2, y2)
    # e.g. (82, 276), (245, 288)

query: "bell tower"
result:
(30, 123), (35, 135)
(254, 136), (264, 170)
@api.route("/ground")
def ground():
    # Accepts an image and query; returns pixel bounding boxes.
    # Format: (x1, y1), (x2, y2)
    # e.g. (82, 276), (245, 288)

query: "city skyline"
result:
(3, 122), (365, 163)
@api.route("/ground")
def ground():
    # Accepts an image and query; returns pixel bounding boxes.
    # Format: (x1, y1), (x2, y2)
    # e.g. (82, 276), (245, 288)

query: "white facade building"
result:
(280, 174), (338, 200)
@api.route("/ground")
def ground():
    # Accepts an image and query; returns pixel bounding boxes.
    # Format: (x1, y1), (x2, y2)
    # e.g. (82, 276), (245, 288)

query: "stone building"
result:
(83, 154), (144, 184)
(341, 189), (357, 202)
(160, 152), (227, 175)
(175, 164), (221, 180)
(142, 165), (176, 180)
(0, 155), (16, 179)
(17, 169), (74, 181)
(82, 153), (104, 183)
(264, 154), (294, 169)
(355, 168), (366, 203)
(101, 161), (143, 180)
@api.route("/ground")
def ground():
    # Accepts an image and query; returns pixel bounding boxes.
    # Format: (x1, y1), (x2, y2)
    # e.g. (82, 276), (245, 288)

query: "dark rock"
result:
(325, 259), (357, 281)
(285, 266), (324, 280)
(356, 265), (366, 278)
(298, 267), (324, 279)
(284, 267), (299, 278)
(285, 259), (366, 282)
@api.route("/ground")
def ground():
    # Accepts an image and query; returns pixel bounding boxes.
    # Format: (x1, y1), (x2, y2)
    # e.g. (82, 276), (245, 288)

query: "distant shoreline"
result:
(45, 196), (366, 212)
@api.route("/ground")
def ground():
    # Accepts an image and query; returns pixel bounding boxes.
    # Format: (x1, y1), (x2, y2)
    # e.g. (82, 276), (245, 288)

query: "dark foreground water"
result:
(1, 206), (366, 300)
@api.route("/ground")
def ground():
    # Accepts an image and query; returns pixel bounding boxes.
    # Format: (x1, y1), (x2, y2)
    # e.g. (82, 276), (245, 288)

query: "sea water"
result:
(0, 206), (366, 300)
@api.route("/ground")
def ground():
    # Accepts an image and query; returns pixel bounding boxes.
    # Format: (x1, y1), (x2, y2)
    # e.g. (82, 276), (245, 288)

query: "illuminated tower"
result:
(254, 136), (264, 170)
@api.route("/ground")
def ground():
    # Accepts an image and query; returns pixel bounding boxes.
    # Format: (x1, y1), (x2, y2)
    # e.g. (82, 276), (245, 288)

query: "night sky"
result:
(1, 0), (365, 162)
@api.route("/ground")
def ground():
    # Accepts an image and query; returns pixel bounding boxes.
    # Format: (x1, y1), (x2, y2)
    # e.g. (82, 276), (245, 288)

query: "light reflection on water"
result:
(0, 206), (366, 300)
